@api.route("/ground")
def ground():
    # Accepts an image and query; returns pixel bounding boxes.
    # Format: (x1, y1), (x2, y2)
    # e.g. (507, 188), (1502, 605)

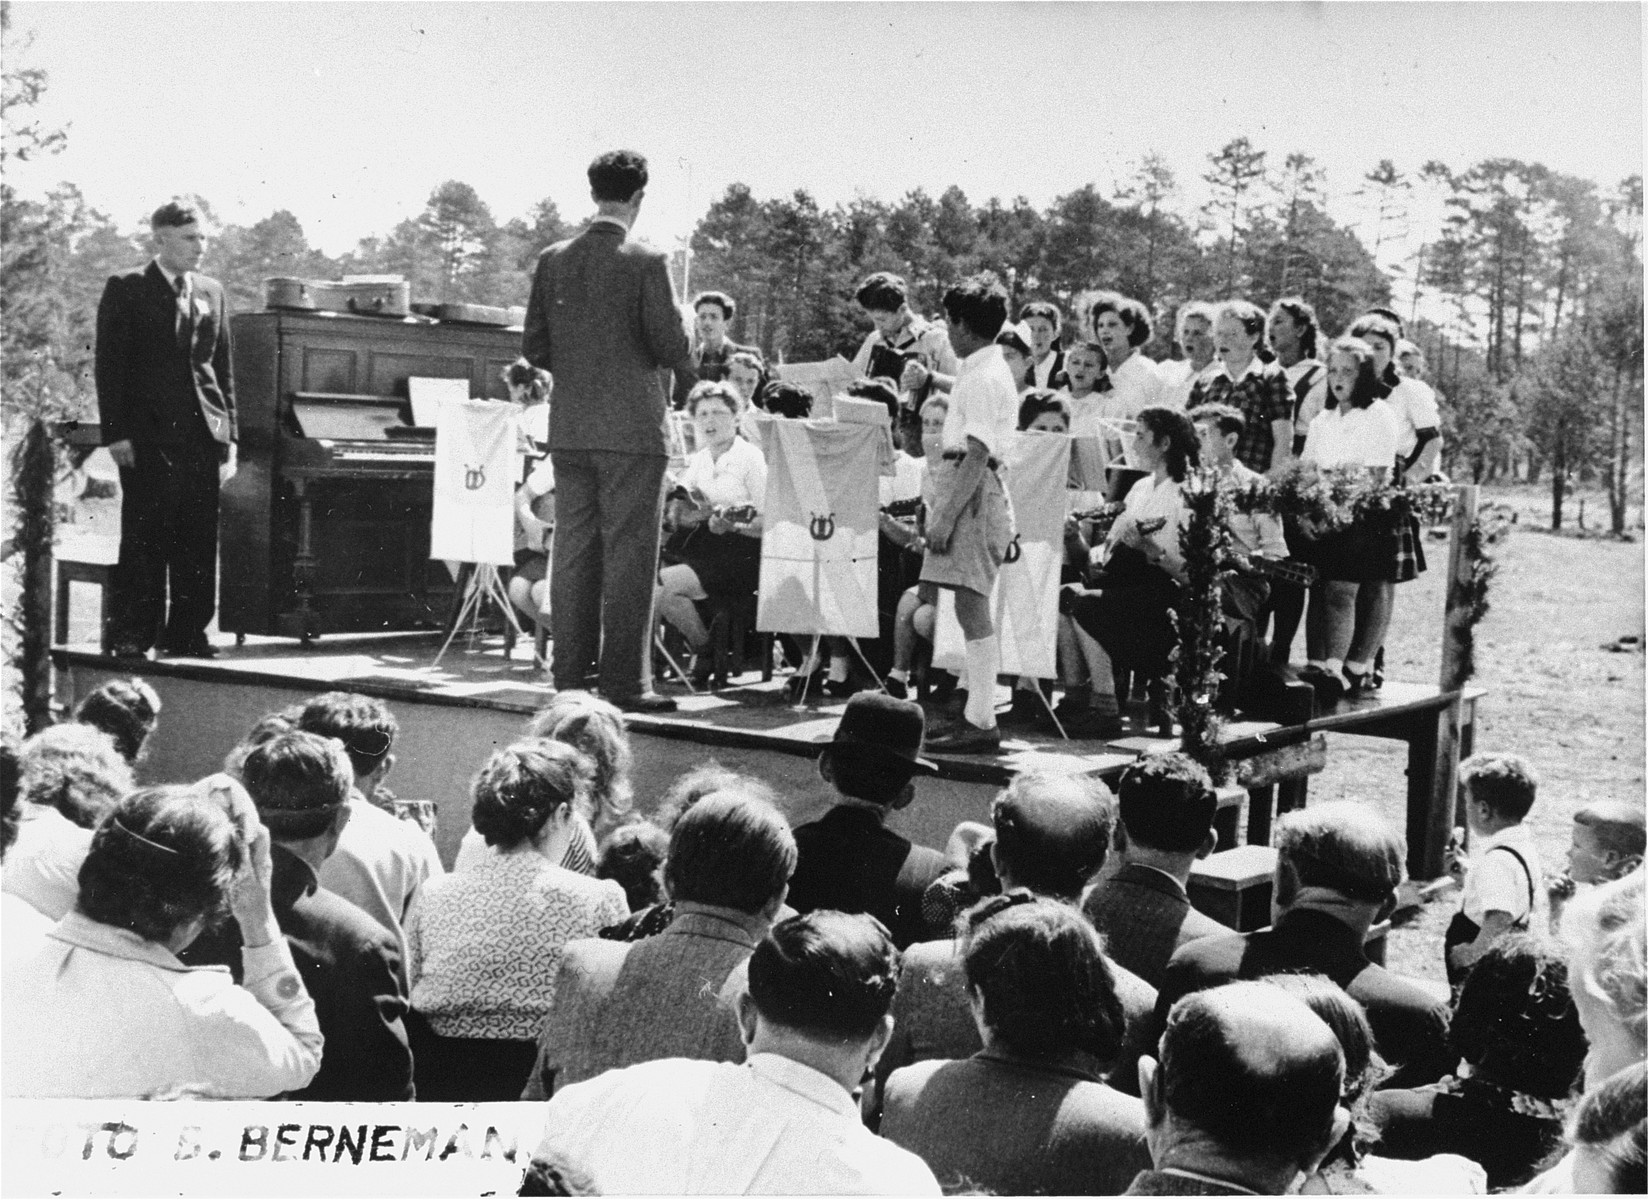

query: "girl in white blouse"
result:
(1068, 406), (1201, 735)
(656, 382), (767, 685)
(1298, 337), (1407, 697)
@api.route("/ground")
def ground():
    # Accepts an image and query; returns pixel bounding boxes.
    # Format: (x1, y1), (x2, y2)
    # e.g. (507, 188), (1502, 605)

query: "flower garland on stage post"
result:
(1170, 467), (1498, 777)
(1171, 473), (1233, 781)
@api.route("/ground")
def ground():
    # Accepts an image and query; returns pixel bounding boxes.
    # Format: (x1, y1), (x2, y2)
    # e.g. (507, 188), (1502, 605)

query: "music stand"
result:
(434, 562), (526, 668)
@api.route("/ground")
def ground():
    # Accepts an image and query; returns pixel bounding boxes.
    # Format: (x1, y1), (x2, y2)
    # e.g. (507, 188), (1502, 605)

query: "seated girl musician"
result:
(1067, 406), (1201, 736)
(504, 359), (555, 635)
(655, 381), (767, 688)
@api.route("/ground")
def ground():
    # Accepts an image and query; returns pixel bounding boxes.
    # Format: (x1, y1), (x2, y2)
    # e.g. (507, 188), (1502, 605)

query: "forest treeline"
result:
(2, 0), (1642, 529)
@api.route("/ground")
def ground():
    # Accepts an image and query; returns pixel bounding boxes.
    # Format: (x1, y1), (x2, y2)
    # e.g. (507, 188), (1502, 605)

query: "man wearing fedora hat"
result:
(786, 693), (949, 949)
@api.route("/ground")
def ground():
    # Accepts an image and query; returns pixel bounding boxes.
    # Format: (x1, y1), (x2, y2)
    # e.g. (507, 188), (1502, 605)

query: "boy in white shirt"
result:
(1445, 753), (1542, 986)
(919, 275), (1019, 755)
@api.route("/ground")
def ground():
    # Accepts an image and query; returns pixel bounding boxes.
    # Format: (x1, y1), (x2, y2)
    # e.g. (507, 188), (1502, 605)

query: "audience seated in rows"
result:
(1, 723), (133, 921)
(458, 690), (635, 875)
(184, 729), (415, 1101)
(296, 692), (443, 985)
(524, 786), (795, 1098)
(599, 760), (778, 942)
(1524, 867), (1647, 1192)
(1126, 981), (1348, 1196)
(881, 892), (1152, 1195)
(1563, 1060), (1647, 1195)
(407, 740), (628, 1101)
(1366, 934), (1585, 1189)
(525, 911), (941, 1196)
(786, 693), (948, 950)
(871, 771), (1157, 1116)
(1083, 753), (1227, 989)
(3, 778), (323, 1098)
(1267, 973), (1487, 1195)
(73, 676), (162, 767)
(1150, 800), (1454, 1091)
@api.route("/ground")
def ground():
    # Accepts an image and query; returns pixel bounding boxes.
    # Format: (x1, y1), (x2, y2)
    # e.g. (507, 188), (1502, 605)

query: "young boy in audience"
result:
(1548, 800), (1646, 933)
(1445, 752), (1542, 984)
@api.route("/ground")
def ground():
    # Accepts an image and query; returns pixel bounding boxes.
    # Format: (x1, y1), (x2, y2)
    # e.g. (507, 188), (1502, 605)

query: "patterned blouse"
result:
(1189, 357), (1293, 473)
(407, 844), (628, 1040)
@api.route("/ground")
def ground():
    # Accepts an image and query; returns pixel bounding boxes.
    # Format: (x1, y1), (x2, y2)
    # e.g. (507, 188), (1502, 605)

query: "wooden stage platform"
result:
(52, 630), (1481, 880)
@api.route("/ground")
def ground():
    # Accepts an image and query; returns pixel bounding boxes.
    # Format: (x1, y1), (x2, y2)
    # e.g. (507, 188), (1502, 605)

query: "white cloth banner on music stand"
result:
(756, 418), (882, 638)
(430, 399), (517, 566)
(934, 431), (1070, 679)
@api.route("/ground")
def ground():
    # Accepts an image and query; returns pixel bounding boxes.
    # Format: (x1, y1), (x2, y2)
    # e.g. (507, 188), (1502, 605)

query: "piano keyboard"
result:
(333, 446), (435, 463)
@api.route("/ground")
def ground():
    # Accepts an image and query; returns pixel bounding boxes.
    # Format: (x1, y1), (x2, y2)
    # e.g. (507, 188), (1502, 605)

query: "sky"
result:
(6, 1), (1645, 272)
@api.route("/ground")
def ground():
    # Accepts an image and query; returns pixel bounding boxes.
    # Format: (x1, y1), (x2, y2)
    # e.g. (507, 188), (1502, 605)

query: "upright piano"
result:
(219, 309), (521, 640)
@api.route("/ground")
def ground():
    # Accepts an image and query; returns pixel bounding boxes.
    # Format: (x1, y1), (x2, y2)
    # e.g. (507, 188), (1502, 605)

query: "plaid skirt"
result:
(1308, 507), (1426, 584)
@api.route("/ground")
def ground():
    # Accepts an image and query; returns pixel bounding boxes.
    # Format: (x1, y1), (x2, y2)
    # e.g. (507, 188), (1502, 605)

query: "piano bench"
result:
(55, 552), (118, 649)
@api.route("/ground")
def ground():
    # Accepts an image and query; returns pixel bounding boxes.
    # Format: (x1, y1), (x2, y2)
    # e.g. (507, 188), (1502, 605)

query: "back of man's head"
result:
(1119, 753), (1217, 854)
(1274, 800), (1404, 906)
(150, 200), (200, 230)
(747, 911), (899, 1041)
(664, 788), (796, 915)
(1156, 982), (1345, 1170)
(297, 692), (397, 780)
(991, 773), (1113, 899)
(239, 730), (352, 842)
(588, 150), (648, 203)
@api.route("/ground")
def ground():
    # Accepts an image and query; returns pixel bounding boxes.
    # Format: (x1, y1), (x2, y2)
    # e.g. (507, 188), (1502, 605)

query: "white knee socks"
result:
(964, 636), (999, 729)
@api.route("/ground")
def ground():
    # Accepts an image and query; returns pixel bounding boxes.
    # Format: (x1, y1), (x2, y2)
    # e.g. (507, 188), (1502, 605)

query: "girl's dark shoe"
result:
(1340, 666), (1370, 698)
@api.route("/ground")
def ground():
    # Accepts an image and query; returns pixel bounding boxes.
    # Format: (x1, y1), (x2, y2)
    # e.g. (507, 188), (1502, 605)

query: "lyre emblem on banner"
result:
(1003, 534), (1022, 564)
(463, 464), (486, 491)
(808, 512), (836, 541)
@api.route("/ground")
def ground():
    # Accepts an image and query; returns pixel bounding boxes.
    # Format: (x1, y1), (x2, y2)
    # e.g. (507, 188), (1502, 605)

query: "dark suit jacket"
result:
(871, 928), (1158, 1119)
(182, 844), (414, 1101)
(882, 1052), (1151, 1195)
(522, 904), (760, 1099)
(1124, 1168), (1264, 1195)
(1152, 907), (1454, 1090)
(788, 804), (950, 950)
(522, 219), (692, 456)
(1084, 862), (1230, 989)
(95, 261), (236, 449)
(1033, 346), (1067, 391)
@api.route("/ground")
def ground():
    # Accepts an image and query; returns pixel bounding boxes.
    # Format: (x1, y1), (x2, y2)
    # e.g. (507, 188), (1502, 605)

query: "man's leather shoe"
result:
(924, 722), (1002, 756)
(107, 642), (149, 660)
(613, 693), (677, 714)
(159, 641), (219, 659)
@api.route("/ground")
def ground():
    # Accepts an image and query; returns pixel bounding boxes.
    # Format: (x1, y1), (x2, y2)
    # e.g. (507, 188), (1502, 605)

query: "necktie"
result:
(176, 273), (192, 350)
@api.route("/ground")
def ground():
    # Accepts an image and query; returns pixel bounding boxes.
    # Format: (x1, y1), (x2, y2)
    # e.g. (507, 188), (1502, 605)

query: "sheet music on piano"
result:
(409, 376), (471, 427)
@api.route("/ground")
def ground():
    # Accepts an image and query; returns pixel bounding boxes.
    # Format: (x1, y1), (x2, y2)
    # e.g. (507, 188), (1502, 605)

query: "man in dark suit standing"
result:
(523, 150), (692, 712)
(95, 200), (236, 659)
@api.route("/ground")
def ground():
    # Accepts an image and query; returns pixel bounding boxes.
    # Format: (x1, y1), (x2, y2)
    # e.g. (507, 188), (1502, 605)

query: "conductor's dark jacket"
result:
(522, 220), (691, 457)
(184, 844), (415, 1101)
(94, 261), (236, 450)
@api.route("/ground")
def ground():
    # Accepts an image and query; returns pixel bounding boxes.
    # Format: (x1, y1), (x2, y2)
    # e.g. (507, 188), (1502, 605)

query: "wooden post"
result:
(1416, 484), (1479, 879)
